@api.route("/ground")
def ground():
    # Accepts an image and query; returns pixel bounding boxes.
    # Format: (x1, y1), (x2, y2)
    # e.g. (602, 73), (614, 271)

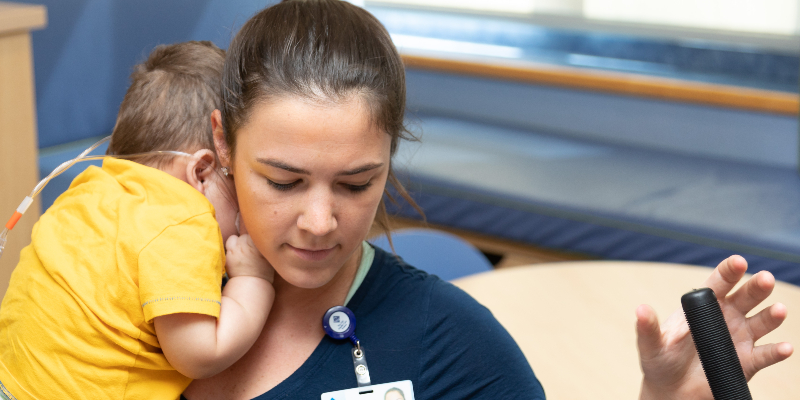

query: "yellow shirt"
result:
(0, 158), (225, 399)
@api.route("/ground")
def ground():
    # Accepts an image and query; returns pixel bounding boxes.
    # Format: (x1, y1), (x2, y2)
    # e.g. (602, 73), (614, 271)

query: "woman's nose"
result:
(297, 189), (337, 236)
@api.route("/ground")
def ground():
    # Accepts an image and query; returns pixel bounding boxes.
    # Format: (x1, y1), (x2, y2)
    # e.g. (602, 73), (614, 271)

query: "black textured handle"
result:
(681, 288), (752, 400)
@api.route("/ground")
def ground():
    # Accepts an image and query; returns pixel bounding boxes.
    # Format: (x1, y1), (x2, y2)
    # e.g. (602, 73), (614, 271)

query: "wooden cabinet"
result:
(0, 2), (46, 296)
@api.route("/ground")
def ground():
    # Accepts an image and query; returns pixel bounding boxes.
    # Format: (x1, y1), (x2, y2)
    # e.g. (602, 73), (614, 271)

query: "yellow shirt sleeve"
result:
(138, 213), (224, 323)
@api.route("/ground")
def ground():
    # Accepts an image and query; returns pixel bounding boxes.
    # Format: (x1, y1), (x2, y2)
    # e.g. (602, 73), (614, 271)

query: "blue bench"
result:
(387, 114), (800, 286)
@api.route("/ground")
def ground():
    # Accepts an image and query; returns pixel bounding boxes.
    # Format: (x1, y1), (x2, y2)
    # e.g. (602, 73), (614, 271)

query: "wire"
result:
(0, 228), (8, 261)
(31, 136), (192, 199)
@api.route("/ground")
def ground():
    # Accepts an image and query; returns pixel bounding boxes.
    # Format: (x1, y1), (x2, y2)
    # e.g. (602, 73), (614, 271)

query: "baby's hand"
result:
(225, 234), (274, 283)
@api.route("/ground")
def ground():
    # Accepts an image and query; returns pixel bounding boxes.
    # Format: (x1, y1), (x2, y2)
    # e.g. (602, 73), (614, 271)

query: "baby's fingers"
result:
(225, 234), (240, 252)
(226, 234), (258, 253)
(749, 342), (793, 378)
(236, 234), (262, 256)
(239, 233), (256, 248)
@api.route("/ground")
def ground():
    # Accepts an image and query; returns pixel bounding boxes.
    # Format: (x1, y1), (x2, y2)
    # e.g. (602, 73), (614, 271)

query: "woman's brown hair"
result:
(221, 0), (422, 236)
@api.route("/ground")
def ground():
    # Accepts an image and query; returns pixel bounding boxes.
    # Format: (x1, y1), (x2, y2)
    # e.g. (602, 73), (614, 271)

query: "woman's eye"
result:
(344, 182), (372, 193)
(267, 179), (300, 191)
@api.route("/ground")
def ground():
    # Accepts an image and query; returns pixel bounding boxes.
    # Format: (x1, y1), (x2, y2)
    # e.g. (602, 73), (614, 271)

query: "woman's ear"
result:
(211, 110), (232, 170)
(184, 149), (217, 194)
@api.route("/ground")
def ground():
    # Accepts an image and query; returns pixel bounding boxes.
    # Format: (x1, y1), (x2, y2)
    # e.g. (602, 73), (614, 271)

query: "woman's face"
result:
(223, 95), (391, 289)
(385, 390), (405, 400)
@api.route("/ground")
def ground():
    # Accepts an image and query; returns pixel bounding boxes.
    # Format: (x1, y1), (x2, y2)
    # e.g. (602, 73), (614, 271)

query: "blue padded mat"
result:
(390, 115), (800, 285)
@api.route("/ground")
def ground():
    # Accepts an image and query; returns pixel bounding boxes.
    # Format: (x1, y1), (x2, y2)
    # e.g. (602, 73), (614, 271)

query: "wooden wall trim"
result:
(0, 2), (46, 36)
(402, 54), (800, 116)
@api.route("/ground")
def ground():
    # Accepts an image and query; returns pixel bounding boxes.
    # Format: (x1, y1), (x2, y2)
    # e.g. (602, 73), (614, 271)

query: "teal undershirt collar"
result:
(344, 241), (374, 306)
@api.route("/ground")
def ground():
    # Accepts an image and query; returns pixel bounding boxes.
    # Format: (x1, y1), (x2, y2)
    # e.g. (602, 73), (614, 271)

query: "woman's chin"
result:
(277, 264), (340, 290)
(271, 244), (361, 290)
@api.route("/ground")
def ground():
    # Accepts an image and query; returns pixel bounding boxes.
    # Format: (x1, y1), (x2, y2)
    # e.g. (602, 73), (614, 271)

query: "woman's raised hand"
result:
(636, 255), (793, 400)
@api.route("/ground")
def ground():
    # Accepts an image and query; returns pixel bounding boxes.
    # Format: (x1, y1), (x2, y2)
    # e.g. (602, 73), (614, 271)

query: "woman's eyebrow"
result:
(257, 159), (383, 176)
(257, 158), (309, 175)
(338, 163), (383, 176)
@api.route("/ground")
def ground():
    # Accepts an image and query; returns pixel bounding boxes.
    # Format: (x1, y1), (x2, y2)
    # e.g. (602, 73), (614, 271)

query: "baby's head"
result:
(107, 41), (238, 241)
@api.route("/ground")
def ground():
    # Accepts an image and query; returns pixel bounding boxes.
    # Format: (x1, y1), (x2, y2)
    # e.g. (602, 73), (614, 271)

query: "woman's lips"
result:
(289, 244), (335, 262)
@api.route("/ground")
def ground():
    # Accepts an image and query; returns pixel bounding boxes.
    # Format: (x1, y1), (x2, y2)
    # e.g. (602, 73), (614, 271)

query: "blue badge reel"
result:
(323, 306), (357, 342)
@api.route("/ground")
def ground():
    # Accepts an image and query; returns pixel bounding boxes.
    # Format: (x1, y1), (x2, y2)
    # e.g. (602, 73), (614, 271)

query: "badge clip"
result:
(351, 339), (371, 387)
(323, 306), (371, 387)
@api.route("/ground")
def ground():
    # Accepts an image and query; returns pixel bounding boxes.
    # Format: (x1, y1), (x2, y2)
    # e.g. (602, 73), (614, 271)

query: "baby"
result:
(0, 41), (273, 399)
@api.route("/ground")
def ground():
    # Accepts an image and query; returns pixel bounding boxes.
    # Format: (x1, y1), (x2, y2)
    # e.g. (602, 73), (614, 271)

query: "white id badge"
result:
(321, 380), (415, 400)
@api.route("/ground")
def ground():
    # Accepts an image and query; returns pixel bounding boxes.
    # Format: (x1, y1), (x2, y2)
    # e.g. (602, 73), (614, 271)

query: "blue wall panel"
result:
(405, 69), (799, 169)
(14, 0), (272, 148)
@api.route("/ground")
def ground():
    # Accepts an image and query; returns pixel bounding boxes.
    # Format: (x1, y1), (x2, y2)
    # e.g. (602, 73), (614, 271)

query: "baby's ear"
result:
(184, 149), (217, 194)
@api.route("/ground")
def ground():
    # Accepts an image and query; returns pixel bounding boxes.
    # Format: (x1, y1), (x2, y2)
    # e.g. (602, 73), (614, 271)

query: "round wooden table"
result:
(452, 261), (800, 400)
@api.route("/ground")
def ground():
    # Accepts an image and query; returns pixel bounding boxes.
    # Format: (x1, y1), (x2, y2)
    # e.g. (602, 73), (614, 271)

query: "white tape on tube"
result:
(17, 196), (33, 214)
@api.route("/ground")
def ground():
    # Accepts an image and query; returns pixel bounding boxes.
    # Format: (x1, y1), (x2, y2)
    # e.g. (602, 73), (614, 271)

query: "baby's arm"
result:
(154, 234), (274, 379)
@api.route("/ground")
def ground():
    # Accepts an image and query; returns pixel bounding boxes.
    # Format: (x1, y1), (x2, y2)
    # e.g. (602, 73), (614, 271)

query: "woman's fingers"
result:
(636, 304), (663, 361)
(729, 271), (775, 315)
(747, 302), (788, 342)
(750, 342), (794, 376)
(703, 255), (748, 299)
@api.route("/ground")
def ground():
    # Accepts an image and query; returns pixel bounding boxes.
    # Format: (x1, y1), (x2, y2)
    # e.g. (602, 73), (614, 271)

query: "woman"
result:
(184, 1), (792, 399)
